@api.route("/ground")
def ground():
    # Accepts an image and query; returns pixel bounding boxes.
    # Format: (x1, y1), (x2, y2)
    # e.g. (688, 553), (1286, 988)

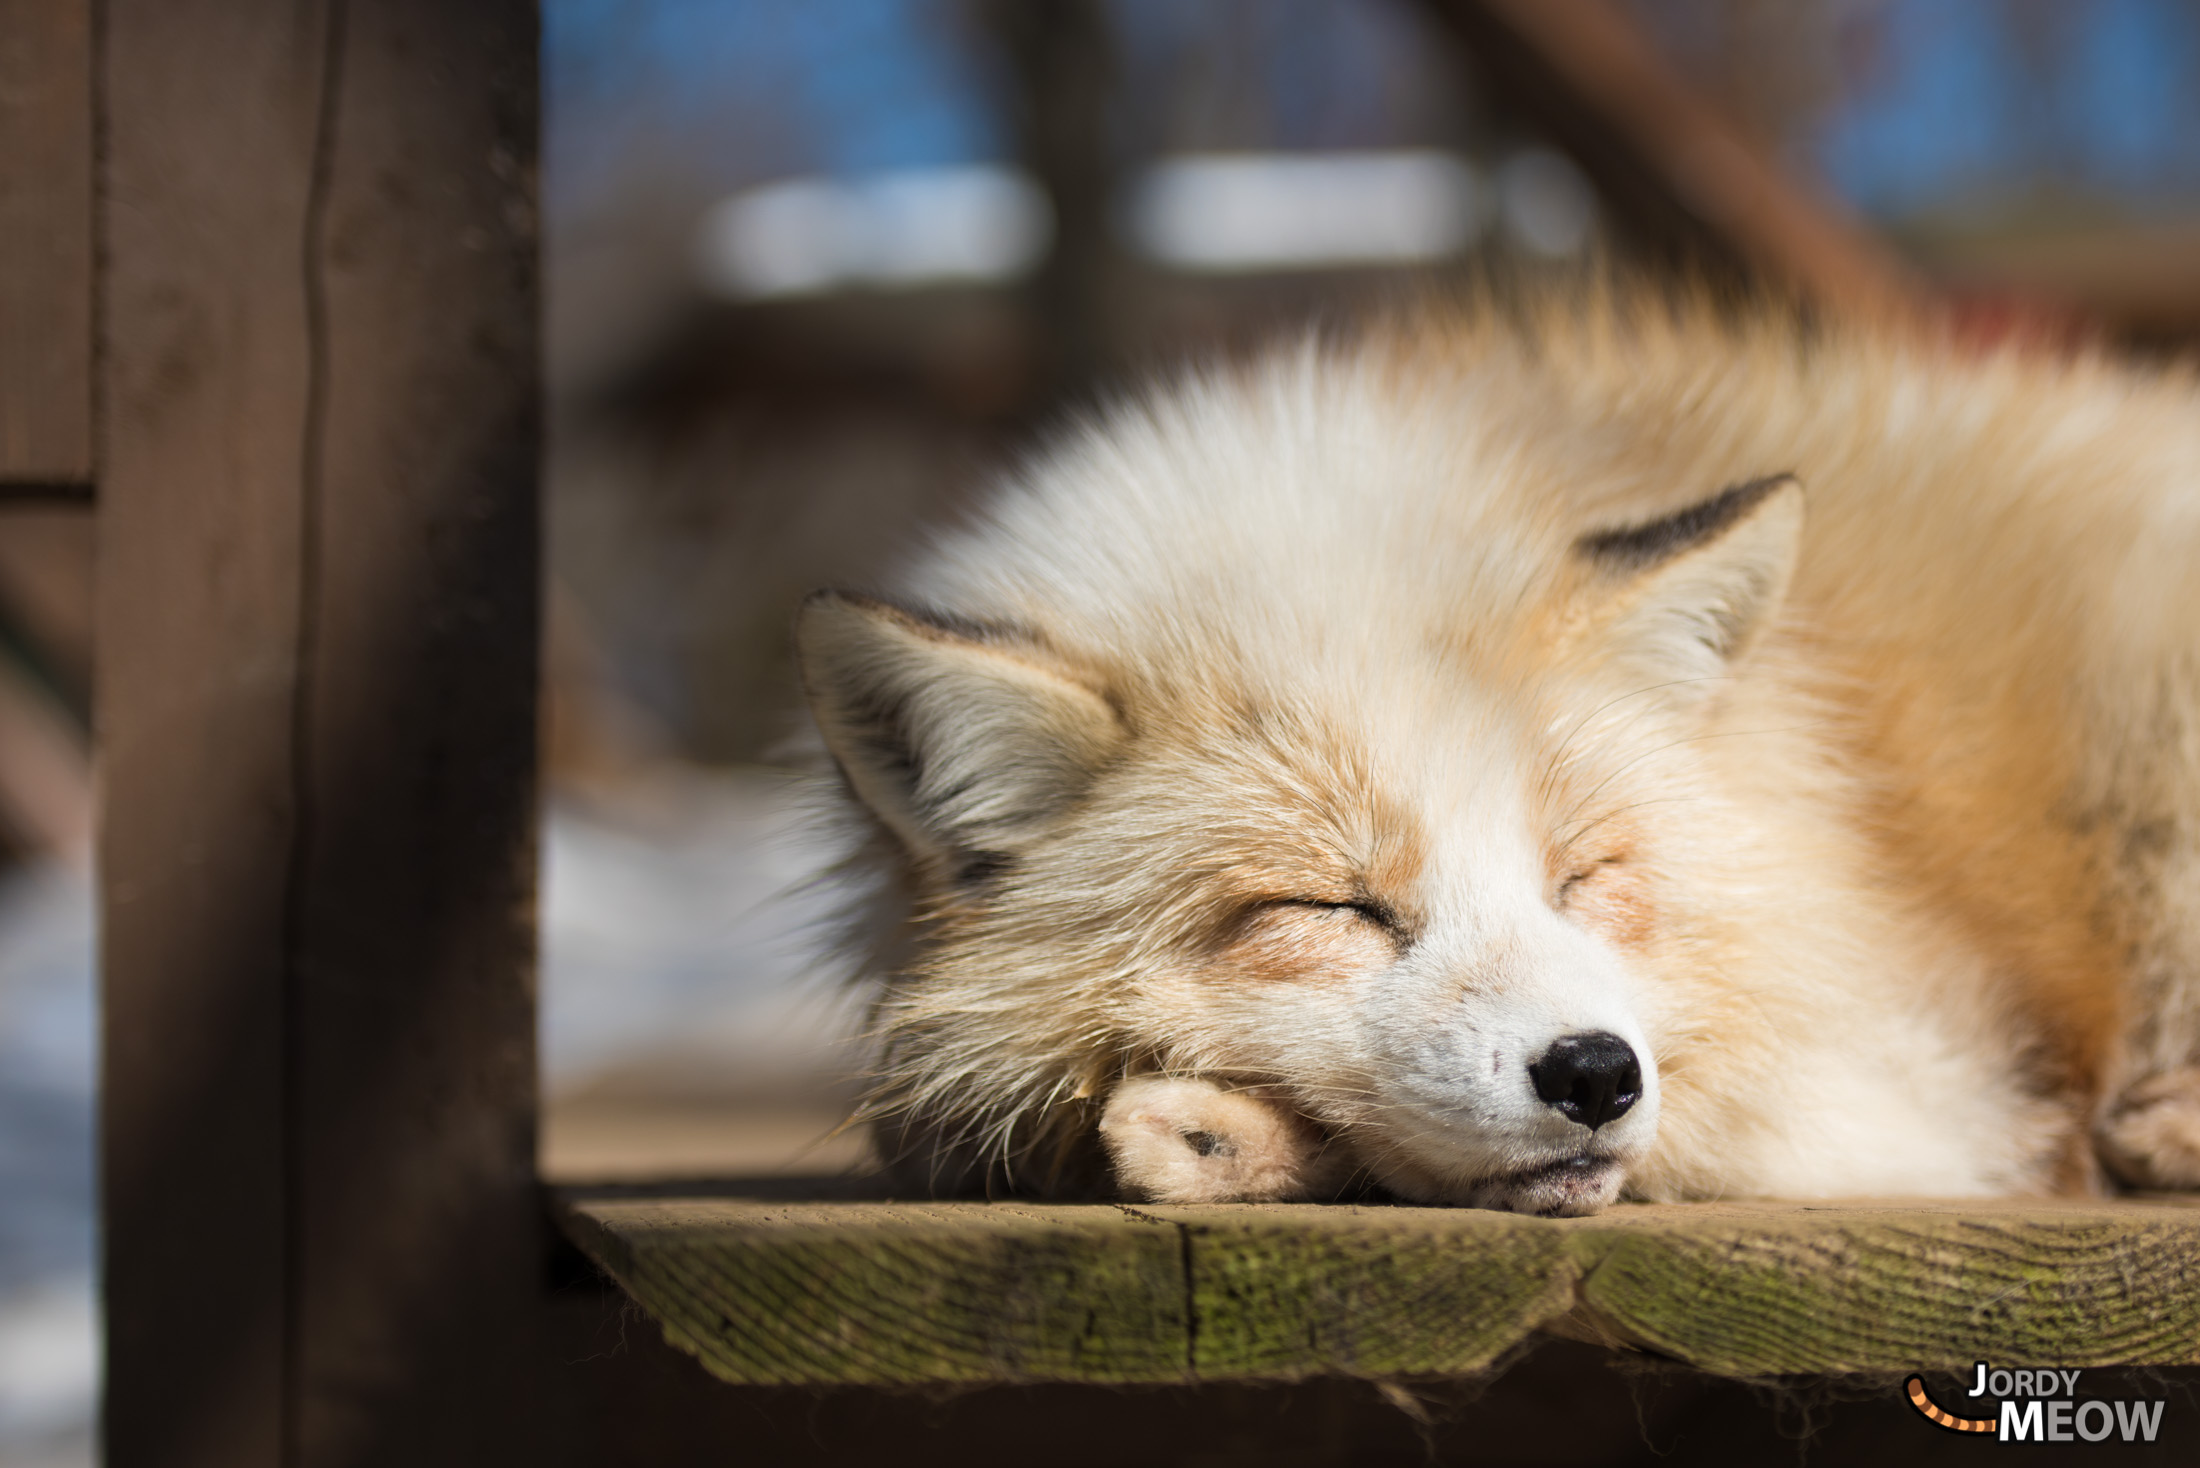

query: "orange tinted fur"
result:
(799, 280), (2200, 1206)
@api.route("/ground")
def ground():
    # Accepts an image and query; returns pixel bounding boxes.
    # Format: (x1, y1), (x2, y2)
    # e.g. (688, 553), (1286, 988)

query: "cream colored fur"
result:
(1100, 1076), (1353, 1203)
(797, 284), (2200, 1213)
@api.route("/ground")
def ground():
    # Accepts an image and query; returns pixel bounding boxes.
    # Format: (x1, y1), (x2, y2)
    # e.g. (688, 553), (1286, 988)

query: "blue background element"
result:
(1818, 0), (2200, 217)
(547, 0), (2200, 224)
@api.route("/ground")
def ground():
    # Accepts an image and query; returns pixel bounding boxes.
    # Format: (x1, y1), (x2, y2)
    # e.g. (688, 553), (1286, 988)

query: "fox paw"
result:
(1098, 1076), (1351, 1203)
(2097, 1069), (2200, 1188)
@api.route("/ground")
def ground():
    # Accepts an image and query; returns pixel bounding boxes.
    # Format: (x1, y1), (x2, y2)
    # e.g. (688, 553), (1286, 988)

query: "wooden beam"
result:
(1423, 0), (1919, 310)
(0, 0), (93, 483)
(100, 4), (541, 1465)
(562, 1195), (2200, 1386)
(0, 641), (89, 866)
(0, 501), (93, 715)
(101, 5), (320, 1457)
(983, 0), (1129, 396)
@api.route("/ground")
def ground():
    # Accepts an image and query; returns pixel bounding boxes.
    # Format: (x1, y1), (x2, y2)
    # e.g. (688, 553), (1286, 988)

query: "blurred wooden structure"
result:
(5, 0), (2193, 1465)
(0, 1), (94, 865)
(1424, 0), (1919, 310)
(0, 0), (93, 488)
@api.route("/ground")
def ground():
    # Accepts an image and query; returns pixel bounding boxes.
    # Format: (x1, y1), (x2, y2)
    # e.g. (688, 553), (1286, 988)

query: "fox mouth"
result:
(1361, 1114), (1638, 1213)
(1464, 1154), (1623, 1216)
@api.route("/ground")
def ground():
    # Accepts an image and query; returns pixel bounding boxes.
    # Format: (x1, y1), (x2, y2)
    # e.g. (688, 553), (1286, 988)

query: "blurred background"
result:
(4, 1), (2200, 1460)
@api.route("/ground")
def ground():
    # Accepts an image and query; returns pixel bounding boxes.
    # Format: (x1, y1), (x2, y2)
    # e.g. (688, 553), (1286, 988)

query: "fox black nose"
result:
(1529, 1031), (1642, 1130)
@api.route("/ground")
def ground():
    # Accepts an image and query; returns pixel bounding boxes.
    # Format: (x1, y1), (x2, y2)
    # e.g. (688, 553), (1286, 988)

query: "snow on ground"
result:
(0, 862), (96, 1468)
(0, 765), (852, 1463)
(542, 766), (859, 1096)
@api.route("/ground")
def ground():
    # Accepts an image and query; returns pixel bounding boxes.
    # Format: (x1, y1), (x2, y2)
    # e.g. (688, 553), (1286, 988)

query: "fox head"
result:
(796, 379), (1805, 1213)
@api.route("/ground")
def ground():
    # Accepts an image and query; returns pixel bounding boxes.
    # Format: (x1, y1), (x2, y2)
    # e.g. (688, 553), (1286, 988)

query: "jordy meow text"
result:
(1906, 1362), (2167, 1442)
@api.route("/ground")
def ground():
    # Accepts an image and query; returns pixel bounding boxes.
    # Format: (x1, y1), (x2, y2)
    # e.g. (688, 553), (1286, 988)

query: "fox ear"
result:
(795, 591), (1124, 873)
(1576, 475), (1803, 691)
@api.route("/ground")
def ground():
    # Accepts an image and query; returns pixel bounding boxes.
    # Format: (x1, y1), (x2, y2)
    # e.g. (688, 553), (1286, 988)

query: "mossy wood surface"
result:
(559, 1193), (2200, 1387)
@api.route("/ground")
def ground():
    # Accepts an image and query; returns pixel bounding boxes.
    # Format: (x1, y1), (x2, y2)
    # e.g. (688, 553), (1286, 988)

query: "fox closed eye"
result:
(1215, 896), (1406, 981)
(1267, 897), (1404, 934)
(1555, 855), (1625, 905)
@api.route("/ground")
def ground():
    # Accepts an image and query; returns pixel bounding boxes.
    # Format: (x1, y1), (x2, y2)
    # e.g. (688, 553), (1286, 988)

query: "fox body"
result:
(796, 289), (2200, 1214)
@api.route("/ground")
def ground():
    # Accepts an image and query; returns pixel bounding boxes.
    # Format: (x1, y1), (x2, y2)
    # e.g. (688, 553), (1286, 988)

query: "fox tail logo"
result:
(1904, 1375), (1995, 1434)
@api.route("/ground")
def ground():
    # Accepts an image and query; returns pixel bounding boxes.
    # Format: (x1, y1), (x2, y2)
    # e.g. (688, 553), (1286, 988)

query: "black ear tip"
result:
(796, 590), (903, 643)
(1577, 473), (1802, 571)
(792, 591), (891, 680)
(793, 589), (839, 638)
(799, 587), (873, 617)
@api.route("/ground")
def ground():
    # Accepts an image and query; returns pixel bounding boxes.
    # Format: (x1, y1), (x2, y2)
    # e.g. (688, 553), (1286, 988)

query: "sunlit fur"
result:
(798, 280), (2200, 1211)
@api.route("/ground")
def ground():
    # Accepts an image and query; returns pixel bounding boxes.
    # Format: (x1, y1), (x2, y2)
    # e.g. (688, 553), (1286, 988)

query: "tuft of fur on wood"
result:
(2097, 1070), (2200, 1188)
(798, 277), (2200, 1210)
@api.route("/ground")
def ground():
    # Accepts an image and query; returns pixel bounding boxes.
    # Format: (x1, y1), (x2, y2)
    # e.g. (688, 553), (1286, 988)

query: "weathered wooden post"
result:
(99, 3), (544, 1464)
(0, 0), (92, 493)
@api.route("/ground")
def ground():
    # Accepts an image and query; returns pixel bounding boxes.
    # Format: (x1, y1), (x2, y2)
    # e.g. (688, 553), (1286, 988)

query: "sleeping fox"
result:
(794, 284), (2200, 1215)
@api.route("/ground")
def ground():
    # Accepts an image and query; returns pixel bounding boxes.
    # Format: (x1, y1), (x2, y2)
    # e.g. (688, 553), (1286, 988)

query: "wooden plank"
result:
(567, 1200), (1192, 1386)
(1155, 1204), (1577, 1379)
(560, 1195), (2200, 1386)
(0, 0), (93, 481)
(100, 3), (540, 1466)
(1570, 1200), (2200, 1375)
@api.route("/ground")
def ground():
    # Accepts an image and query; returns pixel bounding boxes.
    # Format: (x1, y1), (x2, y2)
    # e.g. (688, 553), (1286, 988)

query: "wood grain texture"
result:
(102, 4), (329, 1460)
(1154, 1204), (1577, 1379)
(0, 0), (93, 481)
(1570, 1200), (2200, 1375)
(100, 3), (540, 1465)
(290, 4), (541, 1464)
(562, 1195), (2200, 1387)
(567, 1201), (1192, 1386)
